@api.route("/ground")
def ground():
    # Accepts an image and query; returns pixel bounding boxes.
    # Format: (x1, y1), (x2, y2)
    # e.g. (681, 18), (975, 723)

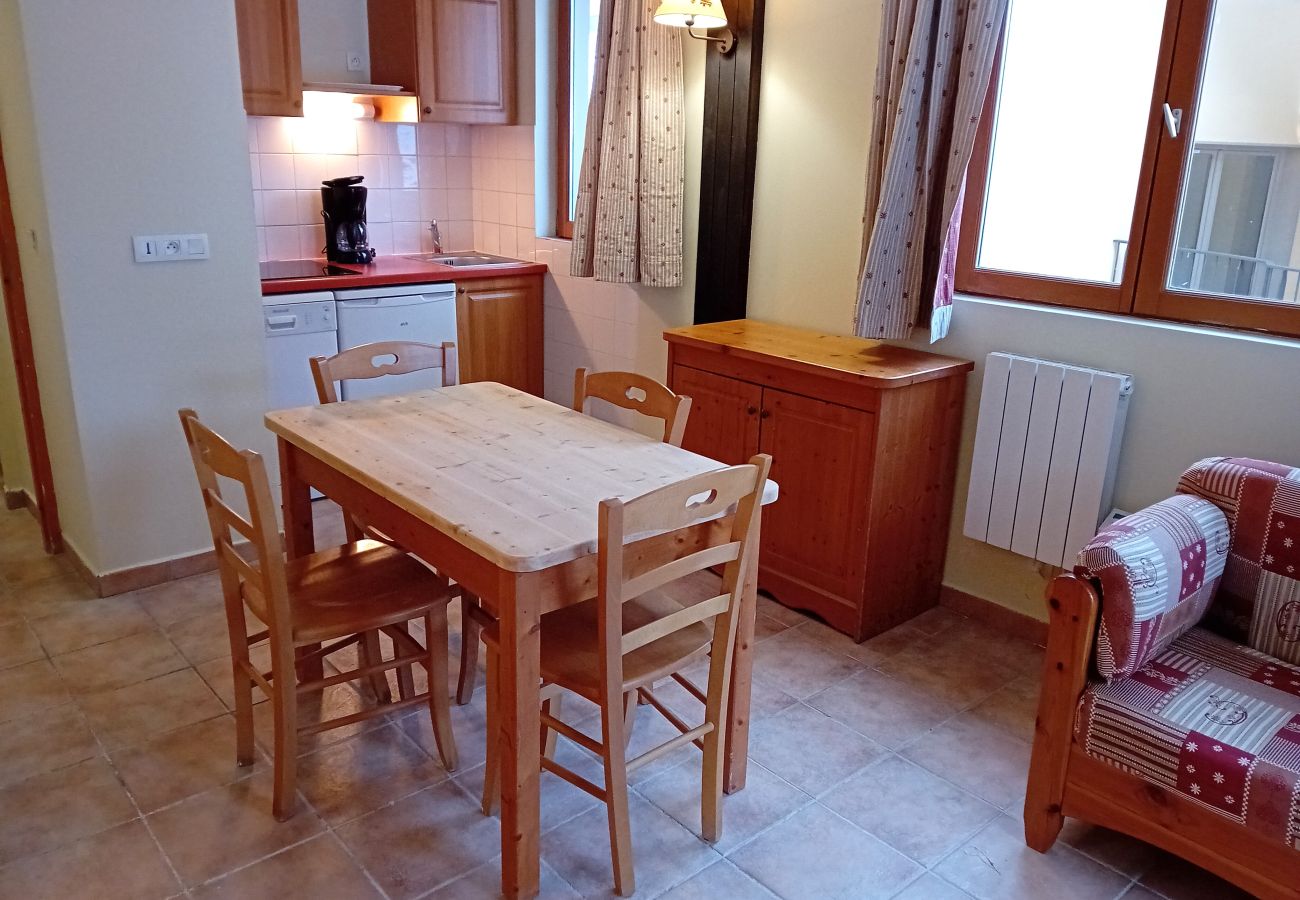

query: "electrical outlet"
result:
(133, 233), (210, 263)
(346, 50), (364, 72)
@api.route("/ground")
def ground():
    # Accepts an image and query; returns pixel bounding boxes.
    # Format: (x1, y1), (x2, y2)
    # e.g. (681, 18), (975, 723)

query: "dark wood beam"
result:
(694, 0), (765, 324)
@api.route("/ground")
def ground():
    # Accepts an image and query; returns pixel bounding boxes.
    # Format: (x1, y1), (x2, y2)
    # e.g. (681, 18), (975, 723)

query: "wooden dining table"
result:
(265, 382), (778, 898)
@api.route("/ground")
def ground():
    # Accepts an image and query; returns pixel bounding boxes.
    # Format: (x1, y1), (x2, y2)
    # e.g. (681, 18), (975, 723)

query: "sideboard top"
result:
(663, 319), (974, 389)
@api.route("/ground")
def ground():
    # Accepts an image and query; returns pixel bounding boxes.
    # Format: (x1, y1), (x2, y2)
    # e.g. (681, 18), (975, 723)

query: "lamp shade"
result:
(653, 0), (728, 30)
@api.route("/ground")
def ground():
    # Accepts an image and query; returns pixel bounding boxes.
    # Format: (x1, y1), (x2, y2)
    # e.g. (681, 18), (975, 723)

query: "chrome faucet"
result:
(429, 220), (443, 254)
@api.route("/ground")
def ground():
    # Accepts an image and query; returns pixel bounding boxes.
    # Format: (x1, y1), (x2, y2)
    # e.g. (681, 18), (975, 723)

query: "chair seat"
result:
(537, 590), (714, 701)
(285, 540), (452, 645)
(1075, 626), (1300, 853)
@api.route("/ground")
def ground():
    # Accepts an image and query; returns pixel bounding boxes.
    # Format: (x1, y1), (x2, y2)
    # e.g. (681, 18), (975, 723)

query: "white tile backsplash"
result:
(259, 154), (296, 190)
(250, 115), (648, 391)
(250, 116), (473, 262)
(367, 188), (391, 224)
(262, 189), (297, 226)
(292, 153), (327, 190)
(390, 188), (420, 222)
(420, 188), (448, 222)
(265, 225), (300, 260)
(255, 116), (294, 154)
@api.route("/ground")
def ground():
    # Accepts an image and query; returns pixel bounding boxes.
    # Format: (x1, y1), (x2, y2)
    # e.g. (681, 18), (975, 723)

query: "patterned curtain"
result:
(570, 0), (686, 287)
(854, 0), (1008, 342)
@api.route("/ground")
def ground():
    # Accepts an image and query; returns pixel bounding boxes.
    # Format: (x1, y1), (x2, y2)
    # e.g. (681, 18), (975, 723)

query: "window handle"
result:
(1162, 103), (1183, 139)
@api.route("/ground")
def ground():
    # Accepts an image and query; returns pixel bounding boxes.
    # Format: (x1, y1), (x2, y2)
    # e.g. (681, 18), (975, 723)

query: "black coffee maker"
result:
(320, 175), (377, 264)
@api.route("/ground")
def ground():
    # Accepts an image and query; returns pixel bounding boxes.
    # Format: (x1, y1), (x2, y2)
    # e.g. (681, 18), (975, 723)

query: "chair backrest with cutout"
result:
(573, 368), (692, 446)
(595, 454), (771, 699)
(310, 340), (459, 404)
(178, 409), (292, 642)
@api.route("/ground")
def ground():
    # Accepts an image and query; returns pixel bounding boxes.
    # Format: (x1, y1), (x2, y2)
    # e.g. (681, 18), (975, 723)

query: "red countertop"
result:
(261, 255), (548, 295)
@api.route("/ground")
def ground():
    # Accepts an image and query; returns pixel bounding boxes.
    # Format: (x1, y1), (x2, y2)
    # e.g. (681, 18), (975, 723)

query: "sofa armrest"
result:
(1076, 494), (1229, 680)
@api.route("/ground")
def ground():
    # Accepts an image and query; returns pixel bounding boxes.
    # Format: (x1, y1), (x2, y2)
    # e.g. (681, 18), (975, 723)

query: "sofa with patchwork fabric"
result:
(1025, 457), (1300, 899)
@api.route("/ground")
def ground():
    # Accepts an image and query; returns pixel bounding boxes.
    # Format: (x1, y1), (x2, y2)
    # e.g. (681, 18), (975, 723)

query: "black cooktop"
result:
(259, 260), (359, 280)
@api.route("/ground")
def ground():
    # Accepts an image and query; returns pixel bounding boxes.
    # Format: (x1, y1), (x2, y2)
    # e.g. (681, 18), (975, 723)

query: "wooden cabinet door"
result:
(234, 0), (303, 117)
(415, 0), (516, 124)
(756, 388), (876, 633)
(671, 367), (761, 465)
(455, 276), (542, 395)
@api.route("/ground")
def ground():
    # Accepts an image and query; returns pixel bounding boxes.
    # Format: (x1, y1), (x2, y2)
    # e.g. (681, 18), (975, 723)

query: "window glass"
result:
(974, 0), (1166, 284)
(565, 0), (601, 222)
(1166, 0), (1300, 305)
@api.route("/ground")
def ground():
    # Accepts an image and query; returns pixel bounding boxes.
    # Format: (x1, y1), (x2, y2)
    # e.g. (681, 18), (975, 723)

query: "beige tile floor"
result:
(0, 501), (1254, 899)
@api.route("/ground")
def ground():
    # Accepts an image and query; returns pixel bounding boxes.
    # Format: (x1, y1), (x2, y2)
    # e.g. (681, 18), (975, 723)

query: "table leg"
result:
(725, 515), (759, 794)
(496, 570), (541, 899)
(278, 439), (322, 682)
(279, 439), (315, 559)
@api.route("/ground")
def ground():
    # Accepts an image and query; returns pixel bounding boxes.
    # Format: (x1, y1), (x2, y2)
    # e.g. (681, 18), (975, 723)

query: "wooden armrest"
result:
(1025, 572), (1099, 850)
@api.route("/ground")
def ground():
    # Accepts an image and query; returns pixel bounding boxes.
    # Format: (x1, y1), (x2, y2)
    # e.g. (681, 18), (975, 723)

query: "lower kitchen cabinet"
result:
(455, 275), (543, 395)
(664, 320), (974, 641)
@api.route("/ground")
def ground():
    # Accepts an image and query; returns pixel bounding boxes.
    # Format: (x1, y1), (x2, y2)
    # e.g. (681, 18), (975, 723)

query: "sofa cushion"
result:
(1076, 495), (1230, 679)
(1177, 456), (1300, 667)
(1075, 628), (1300, 852)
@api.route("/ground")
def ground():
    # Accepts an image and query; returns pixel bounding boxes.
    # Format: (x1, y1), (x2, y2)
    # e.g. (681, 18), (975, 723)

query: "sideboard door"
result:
(756, 387), (877, 636)
(672, 366), (761, 465)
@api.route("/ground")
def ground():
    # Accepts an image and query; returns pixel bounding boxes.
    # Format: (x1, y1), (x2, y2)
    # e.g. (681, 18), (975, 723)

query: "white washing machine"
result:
(334, 282), (458, 400)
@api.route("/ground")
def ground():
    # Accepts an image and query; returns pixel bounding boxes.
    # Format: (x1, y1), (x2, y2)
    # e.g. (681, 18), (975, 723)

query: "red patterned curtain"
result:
(570, 0), (686, 287)
(854, 0), (1008, 342)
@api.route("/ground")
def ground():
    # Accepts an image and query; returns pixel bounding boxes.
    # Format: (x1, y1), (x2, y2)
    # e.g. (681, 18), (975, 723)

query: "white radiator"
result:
(964, 353), (1133, 568)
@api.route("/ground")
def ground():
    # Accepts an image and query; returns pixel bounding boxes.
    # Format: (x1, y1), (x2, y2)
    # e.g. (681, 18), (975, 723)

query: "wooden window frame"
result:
(555, 0), (575, 239)
(957, 0), (1300, 339)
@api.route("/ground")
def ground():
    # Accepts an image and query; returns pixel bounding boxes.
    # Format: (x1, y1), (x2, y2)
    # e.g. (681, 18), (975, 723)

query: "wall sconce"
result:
(654, 0), (735, 54)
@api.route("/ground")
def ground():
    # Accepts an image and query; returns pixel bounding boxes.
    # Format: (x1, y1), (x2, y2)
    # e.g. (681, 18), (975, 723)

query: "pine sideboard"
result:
(663, 320), (974, 641)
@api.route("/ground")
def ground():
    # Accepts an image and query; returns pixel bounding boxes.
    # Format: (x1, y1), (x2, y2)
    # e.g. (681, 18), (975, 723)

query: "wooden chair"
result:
(308, 339), (458, 403)
(178, 408), (458, 820)
(573, 368), (692, 447)
(480, 454), (772, 896)
(309, 340), (484, 707)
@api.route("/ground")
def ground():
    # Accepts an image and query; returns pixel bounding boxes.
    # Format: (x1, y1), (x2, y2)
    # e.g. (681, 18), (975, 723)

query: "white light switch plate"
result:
(133, 233), (210, 263)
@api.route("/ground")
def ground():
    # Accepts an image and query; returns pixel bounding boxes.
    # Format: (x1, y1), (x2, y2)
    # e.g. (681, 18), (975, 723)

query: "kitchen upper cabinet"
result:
(415, 0), (517, 124)
(456, 275), (542, 395)
(664, 320), (973, 642)
(234, 0), (303, 117)
(368, 0), (517, 124)
(234, 0), (516, 123)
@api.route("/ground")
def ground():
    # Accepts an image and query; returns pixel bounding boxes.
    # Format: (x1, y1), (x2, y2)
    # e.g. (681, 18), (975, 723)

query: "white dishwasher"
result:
(263, 291), (338, 410)
(262, 291), (337, 497)
(334, 282), (458, 401)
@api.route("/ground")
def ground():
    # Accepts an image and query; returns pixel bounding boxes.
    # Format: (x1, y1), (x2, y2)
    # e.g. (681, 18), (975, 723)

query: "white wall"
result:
(0, 0), (95, 554)
(10, 0), (270, 576)
(744, 0), (1300, 621)
(904, 298), (1300, 618)
(1197, 0), (1300, 147)
(746, 0), (875, 334)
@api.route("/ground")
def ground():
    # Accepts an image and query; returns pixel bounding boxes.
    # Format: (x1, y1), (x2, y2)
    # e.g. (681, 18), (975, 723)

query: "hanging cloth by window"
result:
(570, 0), (686, 287)
(854, 0), (1008, 342)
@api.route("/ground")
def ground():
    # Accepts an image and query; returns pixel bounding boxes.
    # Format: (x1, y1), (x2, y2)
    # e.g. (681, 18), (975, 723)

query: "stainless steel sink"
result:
(403, 252), (526, 268)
